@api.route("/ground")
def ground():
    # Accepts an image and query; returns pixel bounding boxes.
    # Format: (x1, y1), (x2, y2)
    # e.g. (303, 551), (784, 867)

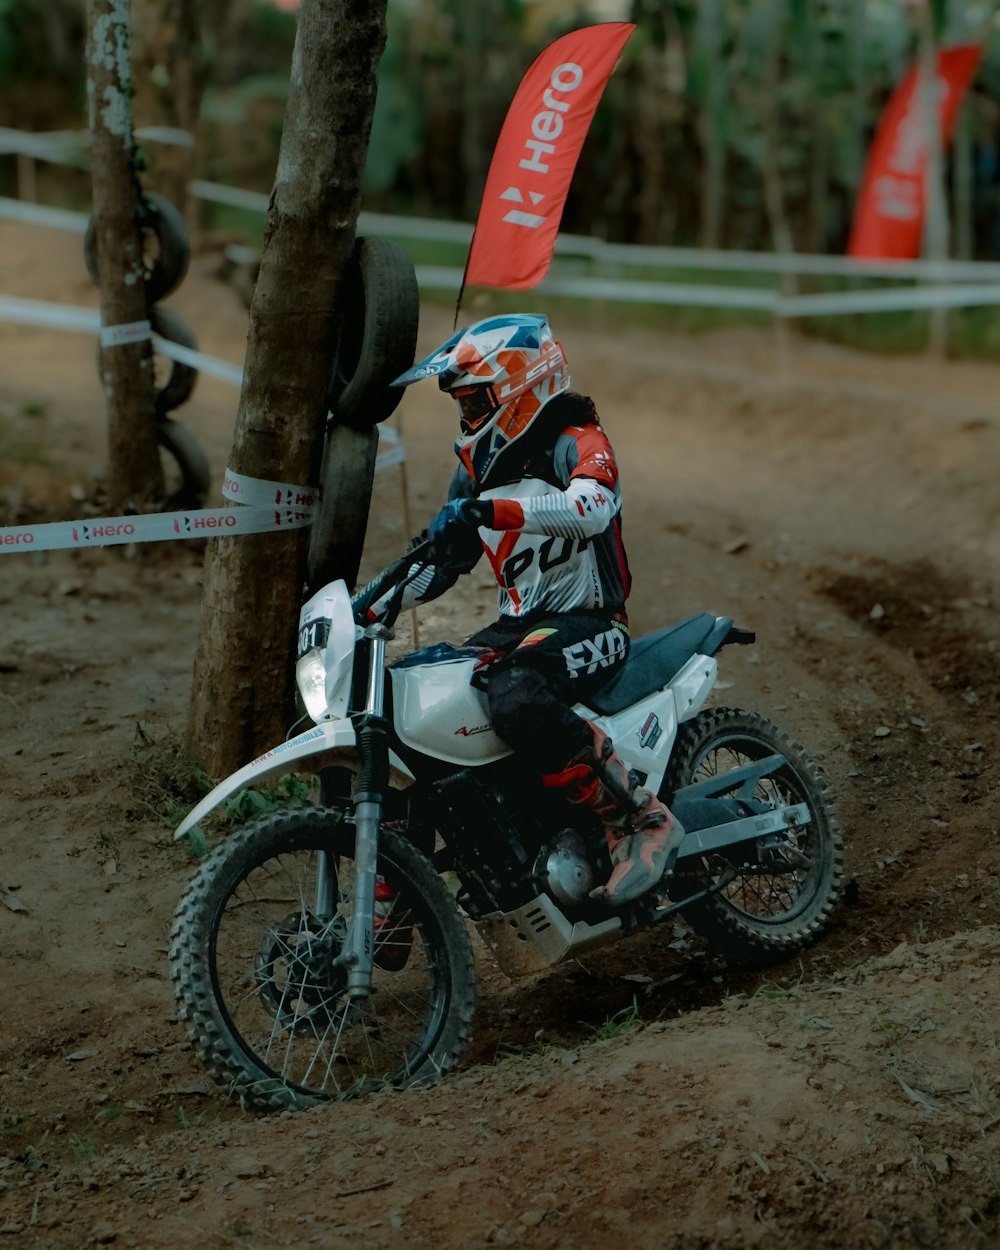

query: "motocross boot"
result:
(542, 723), (685, 906)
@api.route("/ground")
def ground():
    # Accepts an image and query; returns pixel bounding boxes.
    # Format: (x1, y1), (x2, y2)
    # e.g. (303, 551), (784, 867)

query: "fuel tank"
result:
(389, 644), (513, 766)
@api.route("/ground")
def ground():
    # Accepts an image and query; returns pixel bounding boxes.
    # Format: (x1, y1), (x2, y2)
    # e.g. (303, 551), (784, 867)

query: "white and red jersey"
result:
(400, 418), (632, 620)
(474, 421), (630, 616)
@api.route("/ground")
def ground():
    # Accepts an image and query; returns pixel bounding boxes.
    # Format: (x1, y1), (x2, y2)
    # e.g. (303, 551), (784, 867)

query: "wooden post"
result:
(86, 0), (164, 508)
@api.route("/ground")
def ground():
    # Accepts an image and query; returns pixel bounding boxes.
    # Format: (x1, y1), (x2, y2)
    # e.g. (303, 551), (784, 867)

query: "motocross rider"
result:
(379, 313), (684, 906)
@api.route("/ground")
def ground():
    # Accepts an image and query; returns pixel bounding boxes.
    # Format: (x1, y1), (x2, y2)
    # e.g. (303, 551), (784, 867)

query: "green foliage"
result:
(181, 826), (210, 861)
(0, 0), (83, 111)
(69, 1134), (95, 1160)
(93, 1105), (125, 1127)
(365, 8), (426, 195)
(10, 0), (1000, 347)
(0, 0), (39, 80)
(222, 772), (318, 823)
(587, 997), (644, 1040)
(177, 772), (319, 858)
(248, 0), (297, 49)
(175, 1102), (207, 1130)
(20, 1131), (49, 1171)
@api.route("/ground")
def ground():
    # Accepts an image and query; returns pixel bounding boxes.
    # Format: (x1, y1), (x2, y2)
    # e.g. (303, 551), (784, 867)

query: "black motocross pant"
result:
(465, 610), (630, 774)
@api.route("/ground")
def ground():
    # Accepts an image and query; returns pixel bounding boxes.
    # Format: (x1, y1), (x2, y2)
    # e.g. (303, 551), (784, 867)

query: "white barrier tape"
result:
(780, 282), (1000, 317)
(0, 196), (89, 233)
(9, 119), (1000, 282)
(374, 432), (407, 473)
(0, 299), (413, 481)
(0, 127), (89, 162)
(134, 126), (195, 149)
(0, 504), (313, 554)
(0, 465), (318, 554)
(7, 167), (1000, 303)
(0, 437), (414, 554)
(414, 264), (781, 309)
(101, 319), (152, 348)
(222, 468), (319, 510)
(0, 295), (98, 333)
(190, 179), (269, 213)
(0, 296), (250, 385)
(152, 333), (246, 386)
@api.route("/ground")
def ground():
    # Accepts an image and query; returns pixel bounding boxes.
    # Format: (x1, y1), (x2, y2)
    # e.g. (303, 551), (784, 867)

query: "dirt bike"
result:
(169, 540), (844, 1111)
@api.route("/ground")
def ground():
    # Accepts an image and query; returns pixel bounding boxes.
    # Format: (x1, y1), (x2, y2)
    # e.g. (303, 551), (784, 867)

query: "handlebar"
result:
(350, 537), (435, 629)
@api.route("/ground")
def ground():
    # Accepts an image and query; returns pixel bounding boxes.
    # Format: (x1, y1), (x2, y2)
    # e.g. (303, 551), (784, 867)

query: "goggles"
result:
(452, 384), (500, 434)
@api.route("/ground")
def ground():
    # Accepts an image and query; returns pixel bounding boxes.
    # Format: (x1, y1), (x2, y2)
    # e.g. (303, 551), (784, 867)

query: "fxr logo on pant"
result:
(563, 628), (627, 678)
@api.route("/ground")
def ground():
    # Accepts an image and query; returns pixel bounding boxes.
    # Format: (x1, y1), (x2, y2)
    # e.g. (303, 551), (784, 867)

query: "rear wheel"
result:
(169, 808), (476, 1111)
(662, 708), (843, 963)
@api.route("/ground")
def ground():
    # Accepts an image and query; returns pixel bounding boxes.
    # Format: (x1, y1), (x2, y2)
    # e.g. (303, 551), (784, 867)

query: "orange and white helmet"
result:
(393, 314), (569, 485)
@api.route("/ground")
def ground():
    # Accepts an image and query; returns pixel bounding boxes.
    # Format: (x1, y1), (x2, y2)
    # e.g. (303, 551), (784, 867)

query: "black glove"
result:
(427, 498), (494, 560)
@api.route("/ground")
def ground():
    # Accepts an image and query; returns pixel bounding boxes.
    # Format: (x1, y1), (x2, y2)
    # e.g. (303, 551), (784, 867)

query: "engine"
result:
(430, 765), (600, 917)
(538, 831), (596, 906)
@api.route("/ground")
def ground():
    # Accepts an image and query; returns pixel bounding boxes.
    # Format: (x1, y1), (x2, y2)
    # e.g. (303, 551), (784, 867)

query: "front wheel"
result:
(662, 708), (844, 964)
(169, 808), (476, 1111)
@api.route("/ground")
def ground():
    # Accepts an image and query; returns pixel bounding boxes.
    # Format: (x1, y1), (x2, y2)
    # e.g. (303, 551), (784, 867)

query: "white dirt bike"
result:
(169, 540), (844, 1111)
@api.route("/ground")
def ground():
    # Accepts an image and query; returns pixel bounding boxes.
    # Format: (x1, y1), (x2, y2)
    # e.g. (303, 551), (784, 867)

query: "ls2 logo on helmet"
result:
(501, 62), (585, 231)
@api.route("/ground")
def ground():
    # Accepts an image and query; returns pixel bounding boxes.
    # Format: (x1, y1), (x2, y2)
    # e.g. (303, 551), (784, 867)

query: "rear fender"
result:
(173, 721), (414, 840)
(671, 653), (718, 723)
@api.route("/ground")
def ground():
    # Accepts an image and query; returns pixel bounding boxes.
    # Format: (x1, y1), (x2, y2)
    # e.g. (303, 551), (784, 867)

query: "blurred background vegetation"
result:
(4, 0), (1000, 355)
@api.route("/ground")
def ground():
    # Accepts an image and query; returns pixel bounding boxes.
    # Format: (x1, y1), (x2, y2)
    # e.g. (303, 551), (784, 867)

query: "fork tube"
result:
(314, 852), (336, 920)
(344, 627), (391, 1000)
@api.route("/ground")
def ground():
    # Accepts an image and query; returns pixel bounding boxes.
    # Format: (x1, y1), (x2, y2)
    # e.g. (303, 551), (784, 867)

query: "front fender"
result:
(173, 721), (415, 840)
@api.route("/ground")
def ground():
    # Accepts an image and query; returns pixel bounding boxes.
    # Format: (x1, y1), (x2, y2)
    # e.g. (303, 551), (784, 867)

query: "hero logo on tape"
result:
(0, 470), (318, 554)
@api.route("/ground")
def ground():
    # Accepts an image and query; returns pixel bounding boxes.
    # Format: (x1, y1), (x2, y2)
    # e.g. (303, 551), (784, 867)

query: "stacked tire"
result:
(85, 193), (209, 508)
(306, 235), (420, 593)
(86, 201), (421, 578)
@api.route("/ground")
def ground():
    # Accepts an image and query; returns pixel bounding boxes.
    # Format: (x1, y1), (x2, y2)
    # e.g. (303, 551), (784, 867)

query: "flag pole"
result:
(454, 231), (476, 328)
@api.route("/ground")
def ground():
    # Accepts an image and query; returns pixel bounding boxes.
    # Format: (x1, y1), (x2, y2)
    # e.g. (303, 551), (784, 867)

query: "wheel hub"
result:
(254, 911), (348, 1031)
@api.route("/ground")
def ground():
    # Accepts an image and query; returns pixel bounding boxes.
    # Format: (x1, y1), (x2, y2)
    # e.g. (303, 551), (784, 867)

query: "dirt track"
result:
(1, 220), (999, 1248)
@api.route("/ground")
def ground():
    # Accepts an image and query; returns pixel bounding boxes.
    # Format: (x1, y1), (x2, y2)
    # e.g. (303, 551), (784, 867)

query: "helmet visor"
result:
(453, 384), (500, 434)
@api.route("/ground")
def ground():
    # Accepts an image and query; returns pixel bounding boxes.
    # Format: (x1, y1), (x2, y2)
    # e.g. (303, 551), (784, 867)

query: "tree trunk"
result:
(186, 0), (388, 777)
(458, 0), (491, 221)
(803, 4), (828, 254)
(760, 0), (797, 294)
(950, 0), (974, 262)
(634, 46), (668, 244)
(953, 105), (973, 261)
(86, 0), (164, 509)
(917, 5), (949, 356)
(847, 0), (867, 206)
(694, 0), (725, 250)
(131, 0), (204, 220)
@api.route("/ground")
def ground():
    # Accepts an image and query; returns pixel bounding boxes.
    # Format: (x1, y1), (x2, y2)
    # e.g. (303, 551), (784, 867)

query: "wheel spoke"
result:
(206, 843), (446, 1098)
(171, 811), (475, 1111)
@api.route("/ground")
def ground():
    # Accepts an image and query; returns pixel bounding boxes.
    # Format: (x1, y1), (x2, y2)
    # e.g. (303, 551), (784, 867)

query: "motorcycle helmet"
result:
(392, 313), (569, 485)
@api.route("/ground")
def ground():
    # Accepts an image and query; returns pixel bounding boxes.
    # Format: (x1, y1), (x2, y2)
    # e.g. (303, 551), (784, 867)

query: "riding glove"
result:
(428, 498), (495, 559)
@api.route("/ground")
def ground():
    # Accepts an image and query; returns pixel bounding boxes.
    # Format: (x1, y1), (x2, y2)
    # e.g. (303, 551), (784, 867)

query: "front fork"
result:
(329, 622), (393, 1001)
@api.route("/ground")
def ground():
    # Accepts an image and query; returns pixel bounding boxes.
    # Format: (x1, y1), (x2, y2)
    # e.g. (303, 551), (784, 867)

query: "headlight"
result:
(296, 581), (357, 723)
(296, 649), (329, 722)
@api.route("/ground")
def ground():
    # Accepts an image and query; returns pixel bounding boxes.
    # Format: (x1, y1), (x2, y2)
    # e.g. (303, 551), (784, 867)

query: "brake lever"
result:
(352, 539), (436, 627)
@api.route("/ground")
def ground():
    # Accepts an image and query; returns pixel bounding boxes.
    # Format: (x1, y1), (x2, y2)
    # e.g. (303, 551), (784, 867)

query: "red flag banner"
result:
(464, 22), (635, 290)
(848, 44), (982, 260)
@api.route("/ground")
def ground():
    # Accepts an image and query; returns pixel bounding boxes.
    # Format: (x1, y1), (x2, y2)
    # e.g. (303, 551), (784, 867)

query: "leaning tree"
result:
(186, 0), (389, 775)
(86, 0), (164, 509)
